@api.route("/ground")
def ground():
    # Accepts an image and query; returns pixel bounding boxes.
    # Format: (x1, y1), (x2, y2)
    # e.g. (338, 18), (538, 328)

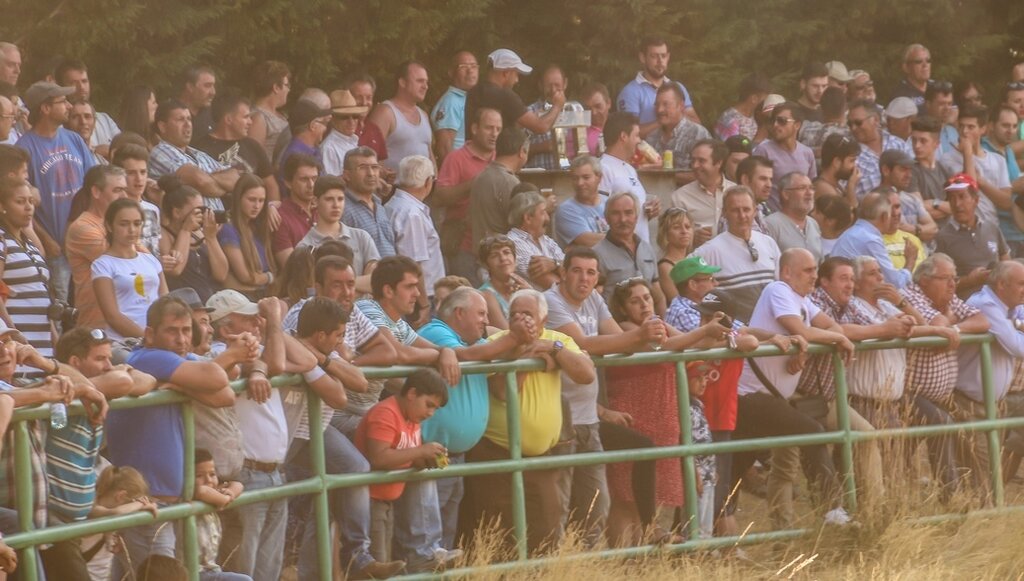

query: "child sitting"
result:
(192, 449), (249, 581)
(93, 465), (159, 518)
(354, 368), (462, 573)
(687, 361), (717, 540)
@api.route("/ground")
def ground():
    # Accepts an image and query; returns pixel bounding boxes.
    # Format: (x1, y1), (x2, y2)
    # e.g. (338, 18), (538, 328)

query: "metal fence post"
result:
(14, 421), (38, 581)
(980, 341), (1004, 506)
(674, 361), (700, 540)
(504, 370), (528, 561)
(181, 401), (199, 581)
(830, 353), (857, 512)
(307, 394), (333, 580)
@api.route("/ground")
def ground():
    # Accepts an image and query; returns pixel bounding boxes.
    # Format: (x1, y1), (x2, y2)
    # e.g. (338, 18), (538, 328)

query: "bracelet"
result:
(249, 369), (267, 378)
(265, 271), (274, 286)
(46, 357), (60, 376)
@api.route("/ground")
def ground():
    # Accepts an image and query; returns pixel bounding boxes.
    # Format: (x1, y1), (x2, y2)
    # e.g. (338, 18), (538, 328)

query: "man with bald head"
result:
(0, 96), (15, 145)
(832, 191), (915, 287)
(732, 248), (856, 528)
(955, 260), (1024, 498)
(417, 287), (532, 548)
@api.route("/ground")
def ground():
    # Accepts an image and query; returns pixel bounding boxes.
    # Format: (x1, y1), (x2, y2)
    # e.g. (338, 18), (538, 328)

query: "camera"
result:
(214, 211), (228, 225)
(47, 300), (79, 330)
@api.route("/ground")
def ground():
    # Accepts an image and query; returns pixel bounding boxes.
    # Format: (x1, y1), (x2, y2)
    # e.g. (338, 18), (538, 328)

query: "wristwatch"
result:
(932, 199), (941, 210)
(550, 340), (565, 357)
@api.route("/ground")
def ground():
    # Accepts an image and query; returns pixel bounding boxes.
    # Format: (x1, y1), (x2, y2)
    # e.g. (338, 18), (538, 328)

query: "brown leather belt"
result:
(243, 458), (279, 473)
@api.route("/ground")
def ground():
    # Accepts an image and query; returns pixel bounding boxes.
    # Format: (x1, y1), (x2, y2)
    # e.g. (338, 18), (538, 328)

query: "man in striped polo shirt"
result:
(41, 327), (156, 579)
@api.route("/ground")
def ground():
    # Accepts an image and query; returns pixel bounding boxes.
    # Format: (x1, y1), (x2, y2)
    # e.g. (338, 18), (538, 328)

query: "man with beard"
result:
(618, 36), (700, 137)
(814, 133), (862, 209)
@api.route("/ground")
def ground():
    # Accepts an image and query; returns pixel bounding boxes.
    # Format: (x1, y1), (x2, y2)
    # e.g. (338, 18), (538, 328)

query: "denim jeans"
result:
(288, 426), (375, 578)
(434, 453), (465, 549)
(233, 467), (287, 581)
(369, 499), (395, 562)
(392, 479), (444, 568)
(110, 501), (176, 581)
(553, 423), (609, 548)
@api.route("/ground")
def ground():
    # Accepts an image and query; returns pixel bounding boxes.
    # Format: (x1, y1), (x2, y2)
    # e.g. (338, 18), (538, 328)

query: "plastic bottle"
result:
(50, 402), (68, 430)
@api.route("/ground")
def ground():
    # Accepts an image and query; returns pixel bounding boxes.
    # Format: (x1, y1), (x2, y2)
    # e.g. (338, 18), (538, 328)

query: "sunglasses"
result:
(773, 117), (796, 126)
(1008, 82), (1024, 90)
(333, 114), (360, 121)
(90, 328), (108, 341)
(615, 276), (647, 289)
(746, 239), (759, 262)
(848, 117), (871, 128)
(929, 80), (952, 92)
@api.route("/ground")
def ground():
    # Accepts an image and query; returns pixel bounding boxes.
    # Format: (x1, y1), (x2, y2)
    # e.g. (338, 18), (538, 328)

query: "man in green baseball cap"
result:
(670, 255), (722, 285)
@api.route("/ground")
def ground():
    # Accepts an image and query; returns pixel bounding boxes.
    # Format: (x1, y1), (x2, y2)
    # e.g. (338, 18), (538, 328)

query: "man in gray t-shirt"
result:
(542, 248), (667, 547)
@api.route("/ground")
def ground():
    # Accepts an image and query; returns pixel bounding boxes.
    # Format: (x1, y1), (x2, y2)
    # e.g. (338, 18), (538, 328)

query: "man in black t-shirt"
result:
(465, 48), (563, 137)
(193, 90), (282, 207)
(795, 63), (829, 124)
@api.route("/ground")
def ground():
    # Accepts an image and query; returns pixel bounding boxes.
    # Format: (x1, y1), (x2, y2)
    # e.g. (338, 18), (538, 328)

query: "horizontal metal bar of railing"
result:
(2, 333), (1017, 581)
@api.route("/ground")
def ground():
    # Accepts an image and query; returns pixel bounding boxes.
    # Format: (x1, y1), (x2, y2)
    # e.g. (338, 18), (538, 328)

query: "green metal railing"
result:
(5, 334), (1024, 580)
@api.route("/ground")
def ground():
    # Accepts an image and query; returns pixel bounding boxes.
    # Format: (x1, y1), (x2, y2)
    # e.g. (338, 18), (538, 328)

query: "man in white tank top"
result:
(366, 61), (435, 175)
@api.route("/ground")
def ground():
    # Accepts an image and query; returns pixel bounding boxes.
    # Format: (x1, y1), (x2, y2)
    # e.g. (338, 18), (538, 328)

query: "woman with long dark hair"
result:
(158, 175), (228, 302)
(118, 85), (158, 145)
(220, 174), (275, 300)
(0, 178), (55, 356)
(92, 198), (166, 340)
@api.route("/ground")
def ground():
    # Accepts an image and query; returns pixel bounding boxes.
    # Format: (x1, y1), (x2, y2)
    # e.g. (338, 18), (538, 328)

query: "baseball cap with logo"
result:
(761, 94), (786, 114)
(488, 49), (533, 74)
(944, 173), (978, 193)
(206, 289), (260, 322)
(23, 81), (75, 113)
(670, 256), (722, 285)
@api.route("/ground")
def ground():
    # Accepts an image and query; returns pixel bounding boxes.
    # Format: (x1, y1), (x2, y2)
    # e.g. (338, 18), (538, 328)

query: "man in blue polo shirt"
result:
(106, 296), (243, 581)
(617, 36), (699, 138)
(432, 51), (479, 162)
(418, 287), (529, 548)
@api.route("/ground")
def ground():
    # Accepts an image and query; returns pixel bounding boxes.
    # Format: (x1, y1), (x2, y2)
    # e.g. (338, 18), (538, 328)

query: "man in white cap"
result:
(322, 89), (370, 176)
(464, 48), (564, 136)
(885, 97), (918, 143)
(825, 61), (853, 92)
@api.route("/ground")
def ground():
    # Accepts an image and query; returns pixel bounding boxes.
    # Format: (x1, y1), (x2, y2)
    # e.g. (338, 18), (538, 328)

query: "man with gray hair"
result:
(0, 96), (15, 145)
(763, 172), (822, 260)
(387, 154), (444, 320)
(418, 287), (535, 547)
(832, 191), (914, 287)
(594, 191), (664, 309)
(464, 288), (596, 554)
(554, 155), (608, 247)
(892, 44), (932, 109)
(693, 186), (780, 323)
(956, 260), (1024, 499)
(507, 190), (564, 289)
(0, 43), (24, 132)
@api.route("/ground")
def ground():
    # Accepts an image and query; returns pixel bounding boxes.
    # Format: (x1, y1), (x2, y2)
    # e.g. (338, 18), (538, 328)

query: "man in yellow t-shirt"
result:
(880, 188), (927, 271)
(464, 289), (596, 554)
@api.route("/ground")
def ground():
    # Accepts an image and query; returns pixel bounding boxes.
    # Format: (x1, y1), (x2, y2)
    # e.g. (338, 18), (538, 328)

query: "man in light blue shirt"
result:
(418, 287), (529, 548)
(831, 191), (913, 287)
(432, 51), (479, 162)
(955, 261), (1024, 497)
(616, 36), (698, 138)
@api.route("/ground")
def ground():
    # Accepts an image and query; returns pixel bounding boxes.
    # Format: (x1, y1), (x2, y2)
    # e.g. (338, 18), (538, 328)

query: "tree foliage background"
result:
(3, 0), (1023, 123)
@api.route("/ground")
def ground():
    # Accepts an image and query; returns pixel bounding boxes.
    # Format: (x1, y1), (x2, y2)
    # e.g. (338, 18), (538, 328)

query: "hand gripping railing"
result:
(4, 334), (1024, 580)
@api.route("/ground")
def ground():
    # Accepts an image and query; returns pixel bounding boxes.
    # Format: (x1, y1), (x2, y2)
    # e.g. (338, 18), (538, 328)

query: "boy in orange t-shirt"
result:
(355, 368), (462, 573)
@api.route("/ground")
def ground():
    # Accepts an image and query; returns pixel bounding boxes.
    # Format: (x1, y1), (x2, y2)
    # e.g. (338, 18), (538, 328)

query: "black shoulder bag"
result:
(748, 357), (829, 421)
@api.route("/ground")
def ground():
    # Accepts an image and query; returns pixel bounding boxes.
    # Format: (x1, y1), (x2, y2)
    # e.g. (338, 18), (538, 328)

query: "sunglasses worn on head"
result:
(1008, 82), (1024, 91)
(929, 80), (952, 92)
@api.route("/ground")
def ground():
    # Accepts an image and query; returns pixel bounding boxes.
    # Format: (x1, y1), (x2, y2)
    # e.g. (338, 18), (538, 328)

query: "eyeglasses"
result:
(908, 58), (932, 65)
(773, 117), (796, 126)
(928, 80), (952, 92)
(1008, 82), (1024, 90)
(333, 114), (360, 121)
(746, 239), (759, 262)
(927, 274), (959, 285)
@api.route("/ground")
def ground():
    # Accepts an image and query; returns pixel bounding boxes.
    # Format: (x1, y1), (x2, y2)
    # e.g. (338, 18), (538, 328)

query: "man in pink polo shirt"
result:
(431, 106), (501, 284)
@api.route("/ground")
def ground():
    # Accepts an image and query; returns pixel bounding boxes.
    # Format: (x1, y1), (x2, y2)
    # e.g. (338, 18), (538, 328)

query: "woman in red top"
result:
(604, 279), (729, 545)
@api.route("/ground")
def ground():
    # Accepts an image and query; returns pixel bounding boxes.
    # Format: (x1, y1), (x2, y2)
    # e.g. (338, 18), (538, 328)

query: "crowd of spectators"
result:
(0, 35), (1022, 580)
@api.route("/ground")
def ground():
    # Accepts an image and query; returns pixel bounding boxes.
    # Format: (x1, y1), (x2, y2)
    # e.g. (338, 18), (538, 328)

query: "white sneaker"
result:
(823, 507), (853, 526)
